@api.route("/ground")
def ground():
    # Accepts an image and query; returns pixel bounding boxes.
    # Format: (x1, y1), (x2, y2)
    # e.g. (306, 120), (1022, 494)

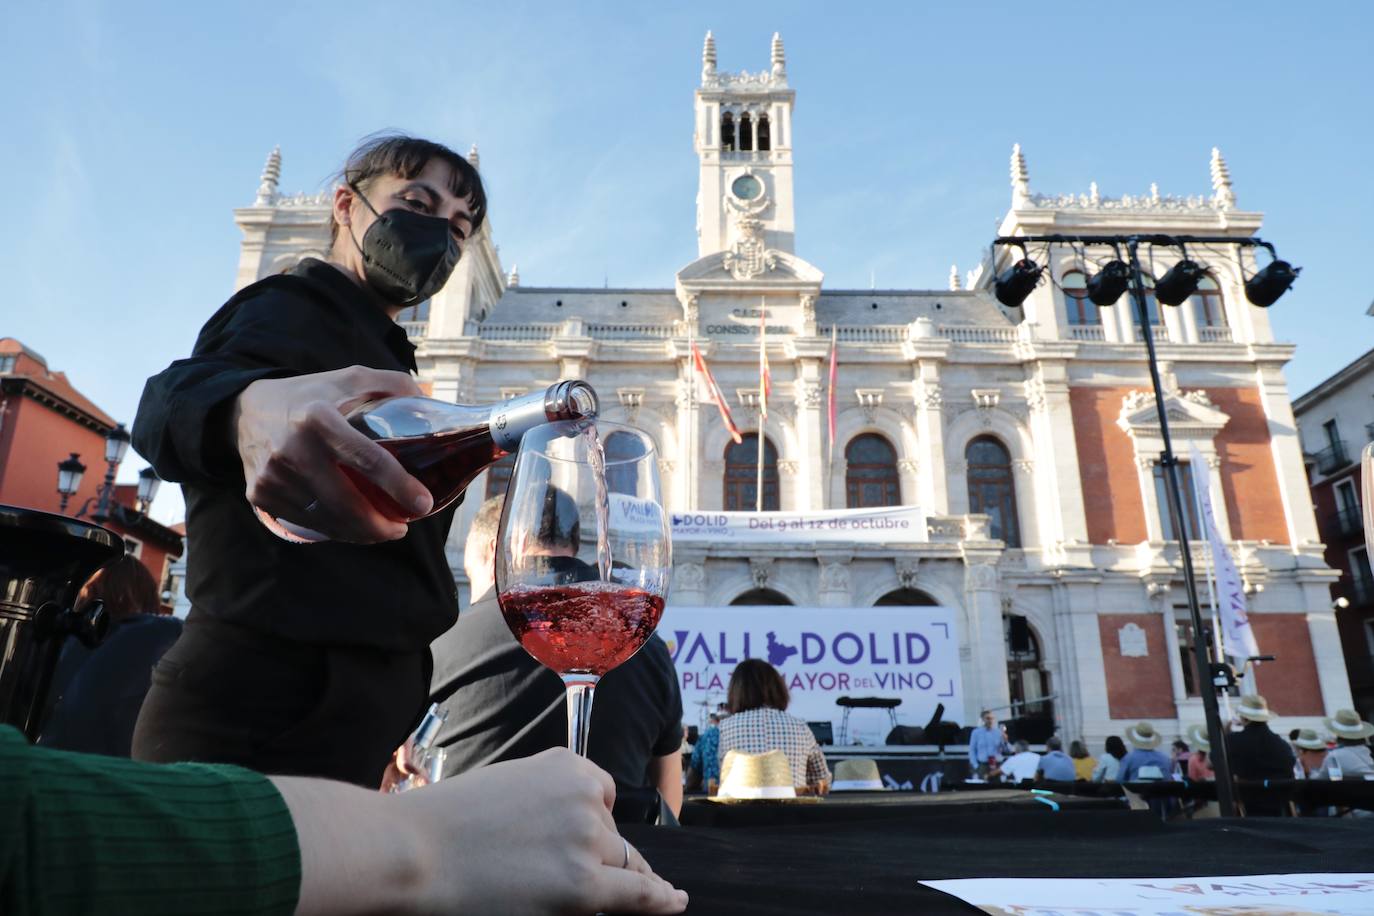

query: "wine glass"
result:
(495, 420), (671, 756)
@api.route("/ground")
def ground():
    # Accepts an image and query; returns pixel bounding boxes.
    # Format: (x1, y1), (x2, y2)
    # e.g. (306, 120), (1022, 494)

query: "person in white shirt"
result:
(1000, 740), (1041, 785)
(1324, 709), (1374, 778)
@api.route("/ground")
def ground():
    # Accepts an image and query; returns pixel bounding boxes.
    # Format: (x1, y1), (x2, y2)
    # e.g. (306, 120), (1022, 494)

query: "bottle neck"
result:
(488, 382), (598, 451)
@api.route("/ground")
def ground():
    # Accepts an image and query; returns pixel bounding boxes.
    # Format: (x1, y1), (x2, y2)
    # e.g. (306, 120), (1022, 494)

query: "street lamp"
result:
(70, 423), (132, 523)
(136, 466), (162, 514)
(56, 453), (86, 514)
(989, 232), (1299, 818)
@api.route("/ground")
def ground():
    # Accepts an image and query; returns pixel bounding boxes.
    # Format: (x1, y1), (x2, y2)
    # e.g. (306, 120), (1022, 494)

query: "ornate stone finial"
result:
(1010, 143), (1030, 205)
(507, 263), (520, 287)
(702, 30), (717, 79)
(255, 146), (281, 206)
(467, 144), (480, 170)
(1150, 182), (1160, 204)
(771, 32), (786, 78)
(1089, 181), (1100, 205)
(949, 264), (962, 291)
(1210, 147), (1235, 209)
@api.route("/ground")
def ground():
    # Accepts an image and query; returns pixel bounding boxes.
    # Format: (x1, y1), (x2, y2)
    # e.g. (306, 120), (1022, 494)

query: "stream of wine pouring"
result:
(584, 424), (613, 582)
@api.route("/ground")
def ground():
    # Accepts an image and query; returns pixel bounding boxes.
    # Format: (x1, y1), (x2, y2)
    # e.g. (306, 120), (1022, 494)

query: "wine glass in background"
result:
(495, 421), (671, 756)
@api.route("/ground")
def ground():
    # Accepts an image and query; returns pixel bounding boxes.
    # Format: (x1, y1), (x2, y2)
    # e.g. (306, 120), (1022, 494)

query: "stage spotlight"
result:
(1155, 258), (1206, 306)
(1086, 260), (1131, 306)
(994, 258), (1043, 308)
(1245, 259), (1300, 307)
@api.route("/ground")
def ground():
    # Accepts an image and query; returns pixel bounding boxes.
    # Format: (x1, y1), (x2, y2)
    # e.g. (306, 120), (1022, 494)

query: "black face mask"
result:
(347, 185), (461, 305)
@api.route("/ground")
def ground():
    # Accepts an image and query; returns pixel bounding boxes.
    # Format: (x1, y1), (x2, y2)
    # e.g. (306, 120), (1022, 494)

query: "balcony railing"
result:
(839, 325), (908, 344)
(1312, 441), (1352, 475)
(937, 325), (1018, 344)
(1329, 505), (1364, 538)
(1197, 326), (1233, 343)
(398, 321), (427, 340)
(1068, 324), (1105, 341)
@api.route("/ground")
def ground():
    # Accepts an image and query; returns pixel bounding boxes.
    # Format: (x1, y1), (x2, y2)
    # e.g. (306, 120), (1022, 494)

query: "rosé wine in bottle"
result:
(256, 380), (598, 543)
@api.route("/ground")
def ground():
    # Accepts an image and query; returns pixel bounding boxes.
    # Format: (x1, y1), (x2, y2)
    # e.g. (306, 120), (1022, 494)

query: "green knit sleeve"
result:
(0, 725), (300, 916)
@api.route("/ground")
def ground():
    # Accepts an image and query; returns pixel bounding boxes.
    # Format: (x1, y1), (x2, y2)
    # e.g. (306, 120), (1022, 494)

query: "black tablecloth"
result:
(680, 788), (1120, 828)
(624, 810), (1374, 915)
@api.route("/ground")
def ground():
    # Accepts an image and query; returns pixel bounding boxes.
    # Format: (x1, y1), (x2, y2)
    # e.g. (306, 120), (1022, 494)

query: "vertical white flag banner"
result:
(1189, 444), (1260, 660)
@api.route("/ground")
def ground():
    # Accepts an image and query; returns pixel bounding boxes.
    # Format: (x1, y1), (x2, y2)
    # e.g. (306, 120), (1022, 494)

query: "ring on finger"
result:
(621, 837), (630, 869)
(303, 499), (320, 513)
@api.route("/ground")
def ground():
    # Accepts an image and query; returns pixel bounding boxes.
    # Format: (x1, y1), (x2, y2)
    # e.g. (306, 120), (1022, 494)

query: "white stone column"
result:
(675, 376), (699, 511)
(1305, 591), (1356, 711)
(913, 361), (949, 514)
(964, 554), (1011, 718)
(794, 358), (825, 511)
(1025, 360), (1090, 555)
(1252, 359), (1323, 547)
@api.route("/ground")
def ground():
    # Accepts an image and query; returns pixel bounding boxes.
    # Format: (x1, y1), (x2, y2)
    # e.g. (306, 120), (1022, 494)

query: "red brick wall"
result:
(0, 395), (109, 515)
(1071, 386), (1288, 545)
(1099, 614), (1176, 718)
(1251, 614), (1324, 715)
(1070, 387), (1147, 544)
(1206, 388), (1288, 544)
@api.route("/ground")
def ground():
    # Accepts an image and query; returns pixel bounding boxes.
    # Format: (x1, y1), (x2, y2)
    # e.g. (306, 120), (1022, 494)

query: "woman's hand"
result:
(232, 366), (433, 542)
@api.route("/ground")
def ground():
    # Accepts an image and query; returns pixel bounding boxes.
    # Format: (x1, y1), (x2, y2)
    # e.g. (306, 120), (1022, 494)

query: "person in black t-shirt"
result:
(431, 496), (685, 817)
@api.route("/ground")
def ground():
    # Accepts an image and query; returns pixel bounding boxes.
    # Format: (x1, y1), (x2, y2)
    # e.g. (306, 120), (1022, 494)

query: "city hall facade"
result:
(227, 33), (1351, 745)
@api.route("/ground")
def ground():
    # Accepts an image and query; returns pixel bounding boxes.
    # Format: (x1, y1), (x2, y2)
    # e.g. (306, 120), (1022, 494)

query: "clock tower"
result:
(695, 32), (796, 259)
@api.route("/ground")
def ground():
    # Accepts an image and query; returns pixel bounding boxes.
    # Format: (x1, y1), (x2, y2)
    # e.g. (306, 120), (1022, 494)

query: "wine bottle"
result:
(256, 380), (599, 543)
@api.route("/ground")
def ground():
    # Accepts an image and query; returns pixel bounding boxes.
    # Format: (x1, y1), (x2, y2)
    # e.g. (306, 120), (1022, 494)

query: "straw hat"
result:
(1324, 708), (1374, 741)
(1125, 721), (1163, 750)
(1236, 694), (1272, 723)
(1293, 728), (1329, 751)
(717, 750), (797, 800)
(831, 758), (884, 791)
(1185, 723), (1210, 752)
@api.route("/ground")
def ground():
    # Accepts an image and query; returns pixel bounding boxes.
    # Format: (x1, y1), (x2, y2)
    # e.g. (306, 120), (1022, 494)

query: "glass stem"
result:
(561, 675), (599, 757)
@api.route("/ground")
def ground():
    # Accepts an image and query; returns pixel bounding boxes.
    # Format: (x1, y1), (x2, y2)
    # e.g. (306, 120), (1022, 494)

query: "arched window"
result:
(966, 436), (1021, 548)
(845, 433), (900, 508)
(1005, 615), (1053, 727)
(730, 588), (791, 606)
(720, 112), (735, 152)
(757, 114), (771, 151)
(485, 452), (516, 500)
(1189, 273), (1226, 328)
(725, 434), (779, 510)
(1060, 270), (1100, 325)
(874, 588), (938, 606)
(602, 430), (646, 495)
(738, 113), (754, 152)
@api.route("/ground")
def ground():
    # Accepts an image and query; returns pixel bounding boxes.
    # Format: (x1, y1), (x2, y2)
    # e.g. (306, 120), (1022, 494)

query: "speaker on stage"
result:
(885, 725), (924, 745)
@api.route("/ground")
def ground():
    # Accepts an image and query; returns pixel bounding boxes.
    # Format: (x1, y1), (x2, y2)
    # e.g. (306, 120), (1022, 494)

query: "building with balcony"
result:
(1293, 345), (1374, 719)
(228, 33), (1349, 746)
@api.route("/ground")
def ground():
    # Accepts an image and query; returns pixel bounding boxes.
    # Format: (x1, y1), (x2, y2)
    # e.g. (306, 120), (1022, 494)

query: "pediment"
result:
(1117, 388), (1229, 437)
(675, 249), (825, 287)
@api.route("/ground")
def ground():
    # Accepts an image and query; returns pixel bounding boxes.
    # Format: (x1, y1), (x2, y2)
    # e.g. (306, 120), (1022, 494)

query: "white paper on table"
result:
(920, 874), (1374, 914)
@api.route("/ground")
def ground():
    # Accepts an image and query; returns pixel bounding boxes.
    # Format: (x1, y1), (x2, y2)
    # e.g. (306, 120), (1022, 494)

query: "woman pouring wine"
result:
(124, 135), (682, 914)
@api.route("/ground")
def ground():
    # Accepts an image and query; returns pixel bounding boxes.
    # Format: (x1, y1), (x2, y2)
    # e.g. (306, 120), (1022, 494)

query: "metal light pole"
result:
(1123, 236), (1236, 817)
(989, 232), (1298, 818)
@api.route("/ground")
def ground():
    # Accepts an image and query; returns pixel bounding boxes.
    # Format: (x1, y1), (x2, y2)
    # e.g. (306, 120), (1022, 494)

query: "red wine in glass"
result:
(500, 582), (666, 676)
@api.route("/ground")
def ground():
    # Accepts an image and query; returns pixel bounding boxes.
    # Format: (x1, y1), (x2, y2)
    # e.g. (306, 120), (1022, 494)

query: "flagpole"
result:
(687, 323), (696, 511)
(827, 324), (838, 506)
(756, 296), (766, 512)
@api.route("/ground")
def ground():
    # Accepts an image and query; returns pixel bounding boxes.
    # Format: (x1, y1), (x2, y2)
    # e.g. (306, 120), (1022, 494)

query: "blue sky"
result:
(3, 0), (1371, 524)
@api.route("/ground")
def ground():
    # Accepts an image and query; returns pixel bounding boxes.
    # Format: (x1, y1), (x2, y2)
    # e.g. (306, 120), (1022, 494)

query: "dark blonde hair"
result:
(727, 659), (790, 713)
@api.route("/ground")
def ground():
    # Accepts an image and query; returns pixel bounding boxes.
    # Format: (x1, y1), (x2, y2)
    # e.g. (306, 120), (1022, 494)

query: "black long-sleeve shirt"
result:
(133, 258), (459, 651)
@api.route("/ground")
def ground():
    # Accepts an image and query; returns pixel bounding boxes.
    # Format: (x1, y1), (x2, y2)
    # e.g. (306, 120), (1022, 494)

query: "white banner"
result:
(669, 506), (926, 545)
(1189, 444), (1260, 660)
(662, 605), (961, 745)
(923, 874), (1374, 915)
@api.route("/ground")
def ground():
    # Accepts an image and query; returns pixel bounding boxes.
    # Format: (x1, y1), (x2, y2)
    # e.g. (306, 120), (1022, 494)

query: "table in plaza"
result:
(626, 804), (1374, 915)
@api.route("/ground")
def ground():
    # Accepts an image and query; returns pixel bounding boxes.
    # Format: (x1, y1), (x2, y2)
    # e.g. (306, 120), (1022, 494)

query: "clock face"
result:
(731, 174), (763, 201)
